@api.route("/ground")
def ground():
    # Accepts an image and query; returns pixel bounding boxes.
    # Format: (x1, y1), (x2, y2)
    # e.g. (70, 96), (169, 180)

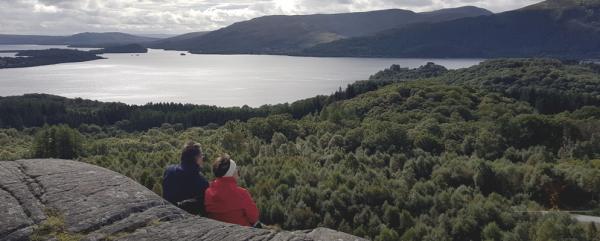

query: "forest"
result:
(0, 49), (104, 69)
(1, 58), (600, 240)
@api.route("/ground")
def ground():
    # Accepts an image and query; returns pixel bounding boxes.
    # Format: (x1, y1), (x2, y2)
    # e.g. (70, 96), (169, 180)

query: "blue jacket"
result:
(162, 162), (209, 206)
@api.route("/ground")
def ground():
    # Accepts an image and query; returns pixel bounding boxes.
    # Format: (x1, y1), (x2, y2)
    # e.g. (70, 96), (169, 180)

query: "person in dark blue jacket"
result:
(162, 141), (209, 215)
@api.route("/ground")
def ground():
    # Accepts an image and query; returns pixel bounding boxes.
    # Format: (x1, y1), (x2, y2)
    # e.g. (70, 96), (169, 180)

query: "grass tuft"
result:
(29, 208), (84, 241)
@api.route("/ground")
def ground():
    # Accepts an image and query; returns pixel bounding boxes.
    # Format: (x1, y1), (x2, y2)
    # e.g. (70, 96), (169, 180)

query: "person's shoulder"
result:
(233, 185), (250, 195)
(193, 173), (209, 188)
(197, 174), (209, 183)
(165, 164), (177, 173)
(163, 164), (181, 178)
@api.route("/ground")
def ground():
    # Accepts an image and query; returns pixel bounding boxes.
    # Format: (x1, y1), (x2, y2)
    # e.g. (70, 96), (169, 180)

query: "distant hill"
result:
(58, 32), (158, 45)
(300, 0), (600, 58)
(89, 44), (148, 54)
(145, 31), (210, 50)
(149, 6), (492, 54)
(0, 32), (159, 46)
(134, 33), (179, 39)
(519, 0), (596, 10)
(0, 34), (65, 45)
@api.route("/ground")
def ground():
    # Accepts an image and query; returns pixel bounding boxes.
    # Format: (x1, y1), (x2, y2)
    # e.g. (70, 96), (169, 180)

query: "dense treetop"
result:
(1, 58), (600, 240)
(368, 58), (600, 114)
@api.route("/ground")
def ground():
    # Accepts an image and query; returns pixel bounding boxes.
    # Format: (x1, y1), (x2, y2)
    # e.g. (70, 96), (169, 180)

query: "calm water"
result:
(0, 47), (484, 107)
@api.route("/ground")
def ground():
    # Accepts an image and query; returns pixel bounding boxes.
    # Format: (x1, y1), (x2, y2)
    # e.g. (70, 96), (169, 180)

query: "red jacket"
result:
(204, 177), (259, 226)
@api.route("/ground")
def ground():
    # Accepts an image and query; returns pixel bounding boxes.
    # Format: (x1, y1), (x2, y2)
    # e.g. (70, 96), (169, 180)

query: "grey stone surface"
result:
(294, 228), (366, 241)
(81, 206), (187, 241)
(0, 188), (33, 240)
(0, 161), (47, 240)
(0, 159), (367, 241)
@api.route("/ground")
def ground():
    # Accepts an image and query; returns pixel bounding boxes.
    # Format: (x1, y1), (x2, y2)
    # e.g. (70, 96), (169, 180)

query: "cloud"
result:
(0, 0), (545, 35)
(428, 0), (544, 12)
(33, 3), (62, 13)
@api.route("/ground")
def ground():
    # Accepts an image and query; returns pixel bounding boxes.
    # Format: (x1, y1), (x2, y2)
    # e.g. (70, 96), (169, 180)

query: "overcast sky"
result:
(0, 0), (545, 36)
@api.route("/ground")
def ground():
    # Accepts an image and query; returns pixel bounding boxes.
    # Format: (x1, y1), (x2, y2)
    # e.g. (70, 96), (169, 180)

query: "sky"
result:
(0, 0), (545, 36)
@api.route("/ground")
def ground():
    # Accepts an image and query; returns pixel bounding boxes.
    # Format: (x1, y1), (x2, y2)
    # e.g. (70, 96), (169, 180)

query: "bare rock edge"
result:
(0, 159), (366, 241)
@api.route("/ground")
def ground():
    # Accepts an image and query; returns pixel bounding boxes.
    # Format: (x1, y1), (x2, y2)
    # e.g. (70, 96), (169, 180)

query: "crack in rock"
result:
(0, 162), (45, 241)
(0, 162), (47, 226)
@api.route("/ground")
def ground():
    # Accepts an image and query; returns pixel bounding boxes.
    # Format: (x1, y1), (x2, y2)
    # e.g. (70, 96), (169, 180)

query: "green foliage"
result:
(369, 62), (449, 81)
(3, 60), (600, 240)
(481, 222), (502, 241)
(353, 226), (367, 238)
(374, 228), (400, 241)
(152, 183), (163, 197)
(530, 212), (583, 241)
(33, 124), (83, 159)
(440, 59), (600, 115)
(0, 93), (326, 132)
(586, 222), (599, 241)
(414, 133), (442, 154)
(30, 208), (84, 241)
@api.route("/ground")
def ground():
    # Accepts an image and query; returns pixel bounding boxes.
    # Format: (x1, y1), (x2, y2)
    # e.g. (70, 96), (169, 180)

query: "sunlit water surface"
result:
(0, 46), (484, 107)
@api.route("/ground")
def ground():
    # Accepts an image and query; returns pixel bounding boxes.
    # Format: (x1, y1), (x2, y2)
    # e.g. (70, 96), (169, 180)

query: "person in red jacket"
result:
(205, 154), (260, 227)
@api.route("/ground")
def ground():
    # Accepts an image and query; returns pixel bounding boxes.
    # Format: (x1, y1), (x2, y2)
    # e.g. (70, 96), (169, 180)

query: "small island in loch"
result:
(0, 49), (105, 69)
(0, 44), (149, 69)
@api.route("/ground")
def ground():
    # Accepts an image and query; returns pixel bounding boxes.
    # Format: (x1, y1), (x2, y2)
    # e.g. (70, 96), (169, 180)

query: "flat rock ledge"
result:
(0, 159), (366, 241)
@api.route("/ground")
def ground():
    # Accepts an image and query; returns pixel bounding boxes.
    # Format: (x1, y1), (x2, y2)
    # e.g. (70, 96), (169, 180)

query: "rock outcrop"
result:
(0, 159), (366, 241)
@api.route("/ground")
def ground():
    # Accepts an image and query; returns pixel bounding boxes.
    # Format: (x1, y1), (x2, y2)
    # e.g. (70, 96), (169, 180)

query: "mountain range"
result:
(147, 6), (492, 54)
(2, 0), (598, 58)
(0, 32), (159, 46)
(145, 31), (210, 50)
(299, 0), (600, 58)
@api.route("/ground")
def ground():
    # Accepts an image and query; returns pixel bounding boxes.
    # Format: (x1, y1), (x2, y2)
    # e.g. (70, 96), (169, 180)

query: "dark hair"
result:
(212, 154), (231, 178)
(181, 141), (203, 164)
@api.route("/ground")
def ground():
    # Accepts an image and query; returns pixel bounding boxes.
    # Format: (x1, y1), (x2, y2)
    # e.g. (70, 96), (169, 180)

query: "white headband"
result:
(223, 159), (237, 177)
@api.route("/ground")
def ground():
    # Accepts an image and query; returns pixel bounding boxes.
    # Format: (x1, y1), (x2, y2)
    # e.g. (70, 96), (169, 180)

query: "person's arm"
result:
(239, 188), (259, 224)
(199, 176), (210, 192)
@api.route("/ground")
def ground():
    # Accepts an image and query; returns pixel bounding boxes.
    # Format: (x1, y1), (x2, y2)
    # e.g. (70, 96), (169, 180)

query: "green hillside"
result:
(1, 58), (600, 240)
(369, 58), (600, 114)
(300, 0), (600, 58)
